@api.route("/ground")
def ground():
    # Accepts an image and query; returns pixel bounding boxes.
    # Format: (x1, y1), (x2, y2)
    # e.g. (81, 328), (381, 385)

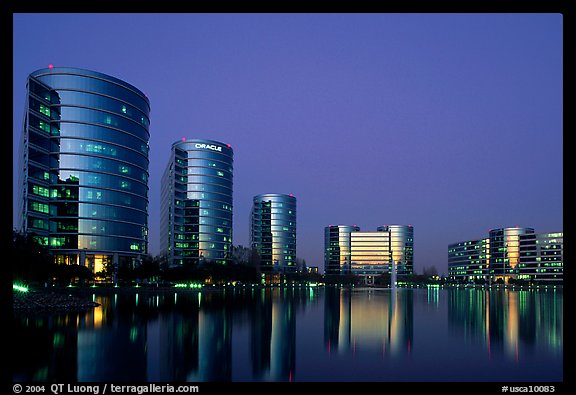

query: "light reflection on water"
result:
(13, 287), (562, 382)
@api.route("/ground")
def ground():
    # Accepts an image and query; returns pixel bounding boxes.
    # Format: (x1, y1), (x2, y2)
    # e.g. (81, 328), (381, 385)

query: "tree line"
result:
(11, 230), (442, 288)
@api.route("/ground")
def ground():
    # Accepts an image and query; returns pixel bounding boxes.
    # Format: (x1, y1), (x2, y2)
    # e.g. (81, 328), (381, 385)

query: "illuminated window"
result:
(38, 120), (50, 133)
(30, 201), (49, 213)
(39, 104), (50, 117)
(50, 237), (65, 247)
(32, 185), (49, 197)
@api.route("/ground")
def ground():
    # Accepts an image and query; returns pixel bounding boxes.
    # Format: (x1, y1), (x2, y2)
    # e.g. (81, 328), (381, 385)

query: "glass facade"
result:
(324, 225), (360, 274)
(447, 227), (562, 284)
(518, 232), (563, 283)
(377, 225), (414, 275)
(448, 238), (490, 281)
(325, 224), (414, 280)
(161, 139), (233, 267)
(489, 227), (534, 282)
(350, 232), (390, 281)
(19, 67), (150, 275)
(250, 194), (297, 272)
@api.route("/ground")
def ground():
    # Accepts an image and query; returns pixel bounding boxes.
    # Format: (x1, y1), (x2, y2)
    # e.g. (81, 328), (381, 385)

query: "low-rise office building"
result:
(325, 224), (414, 283)
(448, 227), (563, 284)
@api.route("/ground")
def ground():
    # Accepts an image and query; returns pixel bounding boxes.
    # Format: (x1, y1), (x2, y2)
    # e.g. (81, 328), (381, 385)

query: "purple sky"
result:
(12, 13), (563, 275)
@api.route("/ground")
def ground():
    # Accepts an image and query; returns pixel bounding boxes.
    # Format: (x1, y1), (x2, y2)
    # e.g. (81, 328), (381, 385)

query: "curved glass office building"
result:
(324, 224), (414, 278)
(324, 225), (360, 275)
(251, 194), (297, 272)
(377, 225), (414, 275)
(161, 139), (233, 267)
(19, 67), (150, 276)
(447, 227), (561, 284)
(489, 227), (534, 281)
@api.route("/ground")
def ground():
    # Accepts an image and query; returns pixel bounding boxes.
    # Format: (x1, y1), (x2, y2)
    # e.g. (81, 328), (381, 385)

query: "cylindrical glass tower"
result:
(324, 225), (360, 275)
(251, 194), (297, 272)
(20, 67), (150, 275)
(377, 225), (414, 275)
(489, 226), (534, 283)
(161, 139), (233, 267)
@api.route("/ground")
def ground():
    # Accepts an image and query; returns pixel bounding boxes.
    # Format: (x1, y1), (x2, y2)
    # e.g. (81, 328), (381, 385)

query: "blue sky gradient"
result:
(13, 13), (563, 274)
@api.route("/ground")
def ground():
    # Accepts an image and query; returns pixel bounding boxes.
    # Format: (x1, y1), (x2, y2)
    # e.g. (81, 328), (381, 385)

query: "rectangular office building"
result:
(448, 228), (563, 284)
(518, 232), (563, 284)
(448, 238), (490, 282)
(350, 232), (390, 284)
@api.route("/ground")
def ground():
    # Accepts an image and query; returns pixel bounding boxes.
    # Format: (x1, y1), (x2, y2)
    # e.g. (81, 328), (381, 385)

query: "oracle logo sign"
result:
(195, 143), (222, 152)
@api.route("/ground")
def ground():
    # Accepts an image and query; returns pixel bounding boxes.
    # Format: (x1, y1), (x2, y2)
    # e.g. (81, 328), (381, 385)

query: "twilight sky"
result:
(12, 13), (563, 275)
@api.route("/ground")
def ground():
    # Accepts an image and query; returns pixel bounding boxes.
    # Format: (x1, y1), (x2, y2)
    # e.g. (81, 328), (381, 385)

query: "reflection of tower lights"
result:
(328, 288), (413, 357)
(338, 288), (351, 354)
(486, 290), (491, 359)
(505, 290), (519, 361)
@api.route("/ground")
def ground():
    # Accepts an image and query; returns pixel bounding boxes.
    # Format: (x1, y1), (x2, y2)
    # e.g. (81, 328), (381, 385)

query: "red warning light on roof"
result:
(289, 193), (293, 197)
(48, 64), (54, 69)
(227, 144), (231, 148)
(181, 137), (186, 141)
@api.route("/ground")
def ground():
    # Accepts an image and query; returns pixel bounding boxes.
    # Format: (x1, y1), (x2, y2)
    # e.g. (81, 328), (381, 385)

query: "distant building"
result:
(448, 227), (563, 284)
(488, 227), (534, 280)
(377, 225), (414, 275)
(324, 225), (360, 274)
(160, 139), (233, 267)
(447, 238), (490, 282)
(250, 194), (297, 272)
(350, 231), (390, 284)
(324, 224), (414, 283)
(306, 266), (319, 274)
(518, 232), (563, 283)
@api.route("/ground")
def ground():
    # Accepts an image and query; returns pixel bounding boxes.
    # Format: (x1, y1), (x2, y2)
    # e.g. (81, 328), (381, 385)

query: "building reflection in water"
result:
(13, 312), (79, 382)
(78, 294), (147, 381)
(251, 288), (296, 381)
(324, 287), (413, 356)
(146, 298), (199, 381)
(187, 306), (231, 381)
(13, 288), (303, 382)
(447, 288), (563, 359)
(13, 287), (561, 382)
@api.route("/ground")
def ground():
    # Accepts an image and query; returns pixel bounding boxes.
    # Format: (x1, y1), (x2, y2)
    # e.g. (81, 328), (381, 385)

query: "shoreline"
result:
(15, 281), (563, 296)
(12, 282), (562, 315)
(12, 289), (100, 314)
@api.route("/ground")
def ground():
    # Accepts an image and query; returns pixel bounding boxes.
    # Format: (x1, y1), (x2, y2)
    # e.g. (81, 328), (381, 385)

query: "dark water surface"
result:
(13, 286), (563, 382)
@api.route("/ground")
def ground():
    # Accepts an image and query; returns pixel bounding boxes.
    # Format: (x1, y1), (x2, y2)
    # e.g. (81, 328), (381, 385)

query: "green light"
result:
(13, 284), (29, 293)
(130, 327), (138, 343)
(53, 333), (64, 348)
